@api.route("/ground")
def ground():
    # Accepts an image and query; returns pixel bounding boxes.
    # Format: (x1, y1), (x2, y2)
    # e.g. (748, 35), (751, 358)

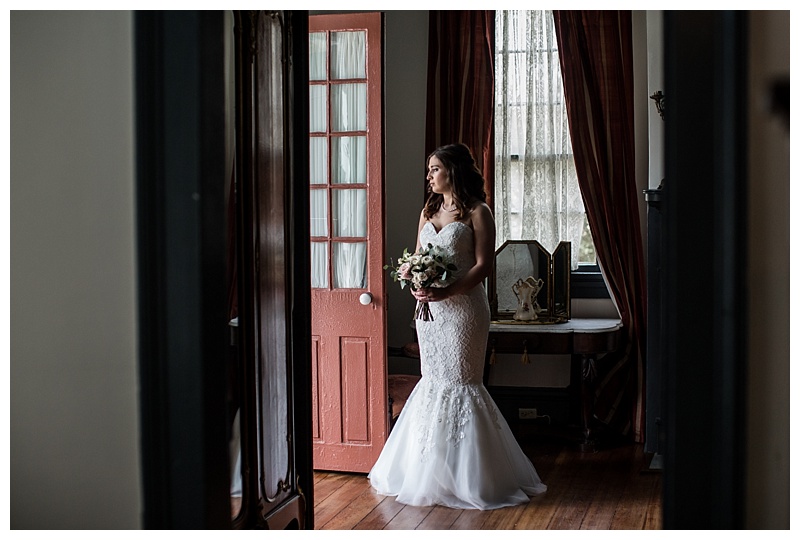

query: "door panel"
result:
(341, 337), (370, 442)
(309, 12), (386, 473)
(311, 336), (322, 440)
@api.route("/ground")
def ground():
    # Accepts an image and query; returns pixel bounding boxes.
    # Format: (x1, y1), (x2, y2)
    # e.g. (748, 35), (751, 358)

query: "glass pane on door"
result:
(333, 242), (366, 289)
(310, 137), (328, 185)
(332, 136), (366, 184)
(309, 32), (327, 81)
(310, 189), (328, 237)
(332, 188), (366, 238)
(310, 85), (327, 133)
(311, 242), (329, 288)
(330, 31), (366, 79)
(331, 83), (366, 132)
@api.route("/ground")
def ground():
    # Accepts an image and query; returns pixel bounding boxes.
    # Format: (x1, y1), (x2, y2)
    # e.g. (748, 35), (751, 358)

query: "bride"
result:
(368, 143), (547, 510)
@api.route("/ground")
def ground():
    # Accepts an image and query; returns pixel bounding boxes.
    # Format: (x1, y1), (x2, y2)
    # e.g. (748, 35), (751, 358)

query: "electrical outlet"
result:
(518, 408), (538, 419)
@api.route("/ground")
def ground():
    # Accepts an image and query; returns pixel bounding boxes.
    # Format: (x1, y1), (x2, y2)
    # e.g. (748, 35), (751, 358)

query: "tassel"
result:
(521, 340), (529, 364)
(489, 345), (497, 365)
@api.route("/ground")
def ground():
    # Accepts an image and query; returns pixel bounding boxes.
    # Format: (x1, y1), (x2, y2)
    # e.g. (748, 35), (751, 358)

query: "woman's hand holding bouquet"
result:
(385, 243), (457, 321)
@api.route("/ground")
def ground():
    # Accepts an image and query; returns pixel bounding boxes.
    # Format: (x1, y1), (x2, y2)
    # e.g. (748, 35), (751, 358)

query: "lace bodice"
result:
(415, 220), (490, 387)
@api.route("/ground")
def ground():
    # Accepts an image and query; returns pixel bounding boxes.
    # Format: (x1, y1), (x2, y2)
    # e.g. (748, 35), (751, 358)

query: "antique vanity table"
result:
(486, 240), (623, 451)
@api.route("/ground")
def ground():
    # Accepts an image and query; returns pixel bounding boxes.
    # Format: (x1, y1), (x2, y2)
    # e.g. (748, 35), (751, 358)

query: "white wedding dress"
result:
(368, 221), (547, 510)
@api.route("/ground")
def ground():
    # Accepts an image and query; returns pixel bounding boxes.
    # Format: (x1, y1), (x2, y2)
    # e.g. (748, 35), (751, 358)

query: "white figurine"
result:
(512, 276), (544, 321)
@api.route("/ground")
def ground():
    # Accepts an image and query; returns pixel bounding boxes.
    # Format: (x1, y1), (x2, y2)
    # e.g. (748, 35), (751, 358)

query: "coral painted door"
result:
(309, 13), (387, 473)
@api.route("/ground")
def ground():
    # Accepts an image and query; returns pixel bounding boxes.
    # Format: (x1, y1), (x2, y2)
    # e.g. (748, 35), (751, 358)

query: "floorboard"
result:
(383, 504), (434, 530)
(448, 508), (491, 530)
(578, 445), (634, 529)
(352, 496), (405, 530)
(319, 482), (388, 530)
(313, 439), (662, 530)
(314, 475), (372, 529)
(416, 505), (463, 530)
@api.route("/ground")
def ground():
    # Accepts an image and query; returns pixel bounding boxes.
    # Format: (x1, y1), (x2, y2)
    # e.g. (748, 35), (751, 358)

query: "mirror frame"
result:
(488, 240), (571, 324)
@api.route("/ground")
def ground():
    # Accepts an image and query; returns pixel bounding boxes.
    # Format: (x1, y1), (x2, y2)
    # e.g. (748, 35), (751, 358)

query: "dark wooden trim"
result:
(663, 10), (748, 529)
(643, 189), (665, 456)
(135, 11), (230, 529)
(231, 11), (256, 528)
(232, 10), (313, 530)
(284, 10), (314, 530)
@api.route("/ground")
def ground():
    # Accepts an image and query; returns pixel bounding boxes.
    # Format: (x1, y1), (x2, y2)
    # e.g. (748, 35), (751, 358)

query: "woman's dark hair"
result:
(423, 143), (487, 220)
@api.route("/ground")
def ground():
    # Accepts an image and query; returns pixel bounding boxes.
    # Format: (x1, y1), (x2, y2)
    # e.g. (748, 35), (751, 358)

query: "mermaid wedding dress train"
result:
(368, 221), (547, 510)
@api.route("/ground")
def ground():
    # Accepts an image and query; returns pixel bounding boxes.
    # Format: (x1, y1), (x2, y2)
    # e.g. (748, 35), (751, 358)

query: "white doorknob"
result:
(359, 293), (373, 305)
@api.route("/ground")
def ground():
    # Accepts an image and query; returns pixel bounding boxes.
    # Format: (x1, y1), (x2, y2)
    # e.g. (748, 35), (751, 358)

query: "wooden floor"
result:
(312, 437), (662, 530)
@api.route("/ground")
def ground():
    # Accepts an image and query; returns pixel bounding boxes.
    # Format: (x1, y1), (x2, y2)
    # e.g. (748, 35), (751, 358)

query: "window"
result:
(309, 29), (371, 289)
(494, 10), (598, 275)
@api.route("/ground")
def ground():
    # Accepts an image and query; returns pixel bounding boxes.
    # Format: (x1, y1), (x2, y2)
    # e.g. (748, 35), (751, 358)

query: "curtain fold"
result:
(426, 10), (495, 207)
(553, 10), (647, 442)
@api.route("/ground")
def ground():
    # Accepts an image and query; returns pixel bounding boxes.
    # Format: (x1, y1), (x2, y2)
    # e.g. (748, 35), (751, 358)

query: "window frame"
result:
(571, 262), (609, 299)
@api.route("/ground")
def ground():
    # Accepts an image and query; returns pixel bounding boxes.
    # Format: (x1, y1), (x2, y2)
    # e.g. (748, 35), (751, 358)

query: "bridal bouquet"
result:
(385, 243), (457, 321)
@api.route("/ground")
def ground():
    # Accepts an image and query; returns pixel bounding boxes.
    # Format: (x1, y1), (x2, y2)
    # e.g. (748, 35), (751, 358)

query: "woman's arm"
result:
(415, 209), (427, 253)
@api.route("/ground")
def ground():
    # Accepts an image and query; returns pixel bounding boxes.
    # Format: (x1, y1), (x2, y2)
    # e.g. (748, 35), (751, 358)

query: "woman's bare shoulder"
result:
(468, 201), (494, 221)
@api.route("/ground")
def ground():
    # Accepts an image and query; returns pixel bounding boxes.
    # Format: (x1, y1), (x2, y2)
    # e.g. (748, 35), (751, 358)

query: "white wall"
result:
(10, 11), (141, 528)
(383, 11), (430, 349)
(646, 11), (665, 189)
(632, 10), (650, 249)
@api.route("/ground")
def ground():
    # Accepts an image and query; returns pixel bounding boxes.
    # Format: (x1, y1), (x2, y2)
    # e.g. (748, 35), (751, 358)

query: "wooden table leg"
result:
(579, 353), (598, 452)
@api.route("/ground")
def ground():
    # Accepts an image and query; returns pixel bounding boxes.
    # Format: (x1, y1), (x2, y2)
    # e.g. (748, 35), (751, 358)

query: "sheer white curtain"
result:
(495, 10), (585, 269)
(309, 30), (368, 289)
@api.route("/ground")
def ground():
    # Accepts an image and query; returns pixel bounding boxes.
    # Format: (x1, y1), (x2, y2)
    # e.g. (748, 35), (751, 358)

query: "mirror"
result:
(489, 240), (571, 323)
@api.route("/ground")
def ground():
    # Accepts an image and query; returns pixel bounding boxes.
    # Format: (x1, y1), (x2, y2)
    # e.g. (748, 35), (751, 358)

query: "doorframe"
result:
(232, 10), (315, 528)
(134, 9), (751, 529)
(135, 11), (231, 528)
(662, 10), (748, 529)
(136, 10), (314, 529)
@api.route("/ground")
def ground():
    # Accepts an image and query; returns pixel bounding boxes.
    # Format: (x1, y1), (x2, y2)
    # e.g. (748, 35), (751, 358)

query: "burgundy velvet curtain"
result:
(553, 11), (647, 442)
(425, 10), (495, 208)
